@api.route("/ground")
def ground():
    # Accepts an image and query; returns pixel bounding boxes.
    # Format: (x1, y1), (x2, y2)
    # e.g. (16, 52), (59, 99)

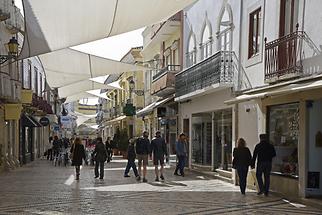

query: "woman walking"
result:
(233, 138), (252, 195)
(70, 138), (86, 180)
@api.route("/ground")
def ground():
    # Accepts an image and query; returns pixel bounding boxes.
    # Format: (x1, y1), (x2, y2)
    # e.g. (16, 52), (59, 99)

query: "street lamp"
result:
(0, 37), (19, 64)
(129, 79), (135, 92)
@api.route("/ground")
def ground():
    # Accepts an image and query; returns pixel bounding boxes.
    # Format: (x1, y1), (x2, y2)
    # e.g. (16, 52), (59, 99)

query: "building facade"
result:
(138, 12), (183, 153)
(177, 0), (322, 198)
(98, 47), (145, 142)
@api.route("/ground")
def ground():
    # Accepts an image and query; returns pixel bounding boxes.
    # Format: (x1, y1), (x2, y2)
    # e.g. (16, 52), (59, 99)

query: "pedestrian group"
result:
(48, 131), (276, 197)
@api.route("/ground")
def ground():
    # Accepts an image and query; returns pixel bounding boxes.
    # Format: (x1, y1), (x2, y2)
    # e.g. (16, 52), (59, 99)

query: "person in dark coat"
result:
(70, 137), (86, 180)
(151, 131), (168, 181)
(124, 138), (139, 179)
(174, 133), (187, 177)
(92, 137), (108, 179)
(251, 134), (276, 196)
(136, 131), (151, 182)
(233, 138), (252, 195)
(105, 136), (113, 162)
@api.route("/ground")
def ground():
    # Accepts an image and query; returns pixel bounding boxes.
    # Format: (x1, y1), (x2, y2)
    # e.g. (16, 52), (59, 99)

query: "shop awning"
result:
(20, 0), (196, 59)
(136, 101), (157, 117)
(225, 79), (322, 105)
(21, 114), (42, 127)
(107, 115), (127, 124)
(136, 97), (174, 117)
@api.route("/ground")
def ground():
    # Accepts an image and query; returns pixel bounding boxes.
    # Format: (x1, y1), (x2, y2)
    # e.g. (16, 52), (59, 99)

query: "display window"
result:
(267, 103), (299, 177)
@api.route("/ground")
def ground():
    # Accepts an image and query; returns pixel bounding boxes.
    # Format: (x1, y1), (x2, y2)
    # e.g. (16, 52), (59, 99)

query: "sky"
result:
(15, 0), (144, 105)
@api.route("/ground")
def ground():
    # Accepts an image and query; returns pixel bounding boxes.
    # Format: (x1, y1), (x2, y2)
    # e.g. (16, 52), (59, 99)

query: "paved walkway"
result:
(0, 158), (321, 215)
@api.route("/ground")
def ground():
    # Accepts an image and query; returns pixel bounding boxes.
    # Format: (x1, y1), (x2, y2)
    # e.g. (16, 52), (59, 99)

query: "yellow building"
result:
(137, 12), (182, 152)
(101, 47), (145, 140)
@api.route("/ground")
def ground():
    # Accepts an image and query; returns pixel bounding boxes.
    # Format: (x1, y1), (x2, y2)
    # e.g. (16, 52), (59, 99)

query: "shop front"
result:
(191, 109), (233, 171)
(231, 80), (322, 198)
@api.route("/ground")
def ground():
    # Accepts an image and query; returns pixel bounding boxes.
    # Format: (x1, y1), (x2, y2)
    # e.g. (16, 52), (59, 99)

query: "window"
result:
(186, 33), (196, 67)
(39, 73), (43, 97)
(24, 60), (32, 89)
(268, 103), (299, 177)
(248, 8), (261, 58)
(34, 67), (38, 95)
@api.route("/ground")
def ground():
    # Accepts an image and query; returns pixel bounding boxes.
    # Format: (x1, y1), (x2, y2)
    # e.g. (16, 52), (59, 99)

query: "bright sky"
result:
(15, 0), (144, 106)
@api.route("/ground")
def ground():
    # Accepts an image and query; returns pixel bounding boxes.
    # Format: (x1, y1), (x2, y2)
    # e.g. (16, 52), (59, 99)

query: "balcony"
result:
(264, 28), (321, 83)
(0, 0), (10, 21)
(176, 51), (251, 100)
(151, 65), (180, 97)
(5, 6), (24, 34)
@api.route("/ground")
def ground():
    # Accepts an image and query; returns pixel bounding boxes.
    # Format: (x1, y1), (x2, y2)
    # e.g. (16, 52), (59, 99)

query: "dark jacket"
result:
(127, 143), (136, 161)
(70, 144), (86, 166)
(135, 137), (151, 155)
(105, 141), (113, 154)
(233, 147), (252, 167)
(251, 140), (276, 166)
(151, 137), (167, 159)
(93, 142), (108, 162)
(176, 140), (187, 157)
(53, 139), (61, 150)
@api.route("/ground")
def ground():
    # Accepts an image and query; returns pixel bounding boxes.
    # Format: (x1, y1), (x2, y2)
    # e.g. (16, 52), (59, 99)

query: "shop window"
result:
(268, 103), (299, 177)
(248, 8), (261, 58)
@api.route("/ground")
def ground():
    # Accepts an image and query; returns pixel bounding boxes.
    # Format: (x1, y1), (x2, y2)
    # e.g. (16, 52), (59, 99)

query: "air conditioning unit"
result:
(0, 72), (11, 99)
(0, 0), (10, 21)
(11, 80), (22, 102)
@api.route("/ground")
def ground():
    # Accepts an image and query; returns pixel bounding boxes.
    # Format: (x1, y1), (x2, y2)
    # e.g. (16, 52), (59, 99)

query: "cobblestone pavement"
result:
(0, 158), (322, 215)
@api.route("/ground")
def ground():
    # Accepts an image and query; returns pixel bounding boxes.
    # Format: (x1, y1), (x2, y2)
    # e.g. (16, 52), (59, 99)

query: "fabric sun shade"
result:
(40, 48), (146, 89)
(20, 0), (197, 59)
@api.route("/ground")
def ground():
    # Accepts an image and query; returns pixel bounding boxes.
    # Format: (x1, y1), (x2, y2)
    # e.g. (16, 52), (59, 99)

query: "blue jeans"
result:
(124, 160), (139, 177)
(256, 162), (272, 194)
(236, 165), (249, 194)
(175, 155), (186, 175)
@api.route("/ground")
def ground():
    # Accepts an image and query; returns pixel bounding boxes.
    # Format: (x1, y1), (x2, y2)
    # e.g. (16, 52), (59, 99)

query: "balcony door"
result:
(278, 0), (298, 73)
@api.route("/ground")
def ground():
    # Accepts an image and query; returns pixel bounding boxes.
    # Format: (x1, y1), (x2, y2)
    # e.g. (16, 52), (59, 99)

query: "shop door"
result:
(213, 109), (232, 171)
(307, 100), (322, 196)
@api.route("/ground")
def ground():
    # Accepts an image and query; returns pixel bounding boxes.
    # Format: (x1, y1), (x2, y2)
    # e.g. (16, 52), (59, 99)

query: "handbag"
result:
(69, 144), (74, 160)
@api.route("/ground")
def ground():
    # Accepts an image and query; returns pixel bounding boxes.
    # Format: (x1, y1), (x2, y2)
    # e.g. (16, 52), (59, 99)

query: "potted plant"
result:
(119, 128), (129, 158)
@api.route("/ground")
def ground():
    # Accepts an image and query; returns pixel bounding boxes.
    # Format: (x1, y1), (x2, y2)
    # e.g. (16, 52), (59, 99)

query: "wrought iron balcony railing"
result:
(152, 65), (181, 81)
(176, 51), (251, 98)
(264, 25), (321, 83)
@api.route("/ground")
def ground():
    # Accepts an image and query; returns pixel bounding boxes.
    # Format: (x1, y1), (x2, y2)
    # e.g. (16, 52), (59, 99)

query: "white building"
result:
(177, 0), (322, 198)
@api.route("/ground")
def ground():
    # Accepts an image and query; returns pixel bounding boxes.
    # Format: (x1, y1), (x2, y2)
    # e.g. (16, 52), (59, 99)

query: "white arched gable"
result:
(188, 30), (197, 53)
(216, 2), (234, 51)
(217, 1), (234, 32)
(200, 13), (213, 44)
(186, 28), (197, 67)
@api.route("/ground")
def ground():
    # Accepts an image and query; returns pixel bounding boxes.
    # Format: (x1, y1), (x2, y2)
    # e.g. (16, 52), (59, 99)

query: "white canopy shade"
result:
(58, 79), (121, 98)
(20, 0), (196, 58)
(40, 48), (146, 88)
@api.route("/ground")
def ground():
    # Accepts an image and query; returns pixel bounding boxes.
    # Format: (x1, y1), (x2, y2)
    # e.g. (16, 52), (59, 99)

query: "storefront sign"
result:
(4, 104), (22, 120)
(39, 117), (50, 126)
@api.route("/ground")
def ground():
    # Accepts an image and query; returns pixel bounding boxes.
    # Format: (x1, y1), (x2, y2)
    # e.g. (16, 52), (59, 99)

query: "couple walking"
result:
(70, 137), (108, 180)
(233, 134), (276, 196)
(124, 131), (168, 182)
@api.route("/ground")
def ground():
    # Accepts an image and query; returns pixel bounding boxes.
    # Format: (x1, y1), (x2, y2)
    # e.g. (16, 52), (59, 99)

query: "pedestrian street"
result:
(0, 158), (321, 215)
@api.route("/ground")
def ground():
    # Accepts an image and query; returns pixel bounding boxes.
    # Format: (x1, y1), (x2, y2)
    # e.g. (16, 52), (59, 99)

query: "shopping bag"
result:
(250, 169), (259, 192)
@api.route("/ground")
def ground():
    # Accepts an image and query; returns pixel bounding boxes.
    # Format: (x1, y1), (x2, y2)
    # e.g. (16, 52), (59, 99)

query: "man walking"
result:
(124, 138), (140, 179)
(136, 131), (151, 182)
(251, 134), (276, 196)
(174, 133), (187, 177)
(92, 137), (108, 179)
(151, 131), (168, 181)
